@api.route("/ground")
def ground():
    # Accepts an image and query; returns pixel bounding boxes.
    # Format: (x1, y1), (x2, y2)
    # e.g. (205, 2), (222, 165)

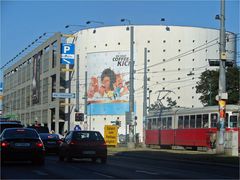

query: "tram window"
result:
(190, 115), (196, 128)
(153, 118), (157, 129)
(225, 113), (229, 128)
(211, 113), (218, 128)
(167, 117), (172, 129)
(203, 114), (209, 128)
(148, 119), (152, 130)
(162, 117), (167, 129)
(196, 115), (202, 128)
(157, 118), (161, 129)
(184, 115), (190, 128)
(178, 116), (183, 129)
(230, 116), (237, 127)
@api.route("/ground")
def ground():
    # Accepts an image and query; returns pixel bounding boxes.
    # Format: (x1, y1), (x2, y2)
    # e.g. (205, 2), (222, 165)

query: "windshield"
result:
(28, 126), (49, 133)
(0, 123), (23, 133)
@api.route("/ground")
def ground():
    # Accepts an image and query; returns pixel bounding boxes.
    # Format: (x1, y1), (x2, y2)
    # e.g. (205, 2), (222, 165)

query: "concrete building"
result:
(3, 25), (237, 140)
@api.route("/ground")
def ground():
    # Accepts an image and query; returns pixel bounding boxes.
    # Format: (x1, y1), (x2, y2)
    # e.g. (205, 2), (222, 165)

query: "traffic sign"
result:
(60, 43), (75, 65)
(52, 93), (75, 98)
(74, 125), (81, 131)
(104, 125), (118, 146)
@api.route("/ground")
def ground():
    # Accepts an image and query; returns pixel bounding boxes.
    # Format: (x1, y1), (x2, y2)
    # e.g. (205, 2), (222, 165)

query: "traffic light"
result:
(75, 113), (84, 121)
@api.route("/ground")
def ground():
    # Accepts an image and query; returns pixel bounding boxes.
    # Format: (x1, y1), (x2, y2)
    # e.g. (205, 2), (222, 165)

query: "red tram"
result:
(145, 105), (239, 150)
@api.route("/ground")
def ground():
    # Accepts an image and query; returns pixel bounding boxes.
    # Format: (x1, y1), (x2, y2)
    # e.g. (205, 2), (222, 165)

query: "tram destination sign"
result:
(52, 93), (75, 99)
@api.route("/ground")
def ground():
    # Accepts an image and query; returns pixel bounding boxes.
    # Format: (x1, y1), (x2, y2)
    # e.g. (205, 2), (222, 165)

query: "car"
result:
(28, 125), (61, 154)
(0, 128), (45, 165)
(0, 120), (23, 134)
(59, 131), (107, 163)
(38, 133), (61, 154)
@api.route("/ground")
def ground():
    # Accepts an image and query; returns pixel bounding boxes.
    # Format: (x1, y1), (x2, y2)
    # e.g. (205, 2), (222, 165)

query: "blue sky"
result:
(1, 0), (239, 79)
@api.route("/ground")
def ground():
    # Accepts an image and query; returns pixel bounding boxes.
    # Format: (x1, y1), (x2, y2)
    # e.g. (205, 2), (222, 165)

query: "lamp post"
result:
(121, 18), (135, 148)
(86, 21), (104, 25)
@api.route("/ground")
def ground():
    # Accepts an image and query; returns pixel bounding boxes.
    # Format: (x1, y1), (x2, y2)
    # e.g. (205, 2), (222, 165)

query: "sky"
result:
(0, 0), (239, 81)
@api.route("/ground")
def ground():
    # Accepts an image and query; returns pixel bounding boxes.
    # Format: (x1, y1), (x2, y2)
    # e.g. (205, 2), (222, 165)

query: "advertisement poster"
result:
(87, 51), (130, 115)
(32, 51), (42, 104)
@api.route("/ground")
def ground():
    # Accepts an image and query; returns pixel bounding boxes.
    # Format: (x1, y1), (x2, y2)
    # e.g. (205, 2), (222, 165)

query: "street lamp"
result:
(65, 24), (86, 28)
(86, 21), (104, 25)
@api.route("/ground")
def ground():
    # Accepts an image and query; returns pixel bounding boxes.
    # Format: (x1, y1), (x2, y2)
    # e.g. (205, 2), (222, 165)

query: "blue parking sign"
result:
(61, 43), (75, 65)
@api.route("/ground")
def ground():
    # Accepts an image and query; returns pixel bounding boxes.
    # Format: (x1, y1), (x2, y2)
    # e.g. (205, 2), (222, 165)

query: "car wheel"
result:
(59, 155), (64, 161)
(101, 158), (107, 164)
(66, 153), (72, 162)
(91, 158), (97, 163)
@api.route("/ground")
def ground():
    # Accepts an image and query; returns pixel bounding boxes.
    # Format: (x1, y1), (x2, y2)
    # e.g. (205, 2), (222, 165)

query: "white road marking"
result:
(135, 170), (159, 175)
(94, 172), (114, 179)
(32, 170), (48, 176)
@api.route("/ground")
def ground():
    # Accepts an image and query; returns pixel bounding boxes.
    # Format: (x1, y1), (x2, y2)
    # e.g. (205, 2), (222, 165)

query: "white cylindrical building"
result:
(68, 25), (236, 142)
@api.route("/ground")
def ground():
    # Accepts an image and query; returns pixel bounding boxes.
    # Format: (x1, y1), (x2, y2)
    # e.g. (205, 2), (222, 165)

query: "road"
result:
(1, 152), (239, 179)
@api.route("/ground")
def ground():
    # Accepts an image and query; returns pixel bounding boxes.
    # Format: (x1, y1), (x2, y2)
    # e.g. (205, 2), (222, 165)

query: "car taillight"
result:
(1, 141), (10, 147)
(36, 141), (43, 148)
(70, 140), (77, 145)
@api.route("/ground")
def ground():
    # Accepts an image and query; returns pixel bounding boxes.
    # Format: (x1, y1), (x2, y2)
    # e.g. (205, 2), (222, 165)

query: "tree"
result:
(196, 67), (239, 106)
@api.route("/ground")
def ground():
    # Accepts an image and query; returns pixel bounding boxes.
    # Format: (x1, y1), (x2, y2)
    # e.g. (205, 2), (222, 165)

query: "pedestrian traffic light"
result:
(75, 113), (84, 121)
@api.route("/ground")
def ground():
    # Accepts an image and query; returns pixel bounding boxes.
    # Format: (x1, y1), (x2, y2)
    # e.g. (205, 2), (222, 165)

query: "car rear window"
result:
(0, 123), (23, 133)
(73, 131), (104, 141)
(3, 129), (39, 139)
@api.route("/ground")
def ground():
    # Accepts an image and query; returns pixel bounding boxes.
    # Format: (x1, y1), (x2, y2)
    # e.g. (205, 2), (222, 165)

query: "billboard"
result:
(32, 51), (42, 104)
(87, 51), (130, 115)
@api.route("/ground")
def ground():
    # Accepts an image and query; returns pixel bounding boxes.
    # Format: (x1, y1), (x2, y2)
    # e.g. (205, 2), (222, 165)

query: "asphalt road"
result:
(1, 153), (239, 179)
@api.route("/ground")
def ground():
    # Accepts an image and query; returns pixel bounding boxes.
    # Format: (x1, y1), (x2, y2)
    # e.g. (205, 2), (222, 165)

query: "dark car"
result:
(0, 120), (23, 134)
(28, 126), (61, 153)
(39, 133), (61, 153)
(0, 128), (45, 165)
(59, 131), (107, 163)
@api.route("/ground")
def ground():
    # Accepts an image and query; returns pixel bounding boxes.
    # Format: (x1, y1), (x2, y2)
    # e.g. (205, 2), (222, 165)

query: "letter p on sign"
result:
(64, 46), (70, 53)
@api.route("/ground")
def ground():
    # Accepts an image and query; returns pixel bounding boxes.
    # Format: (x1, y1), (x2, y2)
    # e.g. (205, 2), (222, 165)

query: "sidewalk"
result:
(107, 147), (239, 167)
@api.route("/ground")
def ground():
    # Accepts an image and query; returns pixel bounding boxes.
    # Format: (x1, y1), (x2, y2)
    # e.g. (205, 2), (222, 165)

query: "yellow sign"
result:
(104, 125), (118, 146)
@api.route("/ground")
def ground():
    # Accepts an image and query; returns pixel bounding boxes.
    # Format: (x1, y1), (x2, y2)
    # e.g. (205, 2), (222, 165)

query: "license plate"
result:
(47, 141), (56, 144)
(15, 143), (30, 147)
(82, 151), (96, 155)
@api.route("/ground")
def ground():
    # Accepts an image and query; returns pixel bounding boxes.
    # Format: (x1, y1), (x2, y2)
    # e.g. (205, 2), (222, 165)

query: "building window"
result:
(192, 68), (194, 71)
(162, 78), (165, 80)
(118, 42), (120, 45)
(163, 59), (166, 62)
(163, 49), (166, 52)
(192, 77), (194, 80)
(192, 40), (195, 43)
(178, 49), (181, 52)
(192, 49), (195, 52)
(192, 96), (194, 99)
(163, 40), (166, 43)
(178, 87), (180, 90)
(148, 50), (150, 53)
(148, 59), (150, 62)
(179, 40), (181, 43)
(192, 87), (194, 89)
(192, 58), (195, 61)
(178, 68), (180, 71)
(105, 44), (107, 47)
(178, 77), (180, 80)
(178, 59), (181, 61)
(147, 69), (150, 72)
(178, 96), (180, 99)
(94, 45), (96, 48)
(162, 87), (165, 90)
(147, 40), (150, 43)
(163, 68), (165, 71)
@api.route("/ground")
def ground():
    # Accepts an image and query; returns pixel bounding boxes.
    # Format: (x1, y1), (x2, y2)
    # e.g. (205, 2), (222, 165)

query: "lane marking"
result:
(32, 170), (48, 176)
(94, 172), (114, 179)
(135, 170), (159, 175)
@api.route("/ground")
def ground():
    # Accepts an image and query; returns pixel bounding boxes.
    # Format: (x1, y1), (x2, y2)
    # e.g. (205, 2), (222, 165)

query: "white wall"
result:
(68, 25), (236, 141)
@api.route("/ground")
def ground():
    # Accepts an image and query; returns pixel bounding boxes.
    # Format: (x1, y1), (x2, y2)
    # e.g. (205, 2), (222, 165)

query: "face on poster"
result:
(87, 51), (130, 104)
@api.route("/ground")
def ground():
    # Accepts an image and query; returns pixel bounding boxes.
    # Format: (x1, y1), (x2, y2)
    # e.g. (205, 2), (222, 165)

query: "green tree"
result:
(196, 67), (239, 106)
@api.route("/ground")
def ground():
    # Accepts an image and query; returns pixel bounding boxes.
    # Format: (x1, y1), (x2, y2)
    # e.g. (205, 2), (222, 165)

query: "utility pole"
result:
(128, 25), (135, 148)
(143, 48), (148, 146)
(84, 71), (88, 125)
(216, 0), (227, 154)
(75, 54), (80, 112)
